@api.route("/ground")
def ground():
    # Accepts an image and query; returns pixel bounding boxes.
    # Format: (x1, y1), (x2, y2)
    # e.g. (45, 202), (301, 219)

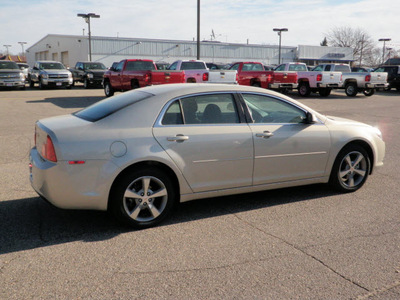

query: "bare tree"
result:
(326, 26), (376, 66)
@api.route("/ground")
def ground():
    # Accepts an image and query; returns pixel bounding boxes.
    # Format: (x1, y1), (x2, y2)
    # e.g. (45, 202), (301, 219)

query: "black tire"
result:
(84, 77), (90, 89)
(38, 77), (45, 90)
(251, 81), (261, 87)
(104, 81), (114, 97)
(329, 144), (370, 193)
(345, 83), (358, 97)
(298, 82), (311, 97)
(109, 167), (177, 229)
(318, 88), (331, 97)
(363, 89), (375, 96)
(28, 76), (35, 88)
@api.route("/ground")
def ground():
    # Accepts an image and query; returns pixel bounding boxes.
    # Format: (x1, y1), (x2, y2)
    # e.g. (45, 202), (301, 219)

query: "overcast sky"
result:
(1, 0), (399, 55)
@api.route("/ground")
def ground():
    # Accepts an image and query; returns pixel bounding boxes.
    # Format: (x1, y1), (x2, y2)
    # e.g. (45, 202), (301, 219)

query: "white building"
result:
(26, 34), (353, 68)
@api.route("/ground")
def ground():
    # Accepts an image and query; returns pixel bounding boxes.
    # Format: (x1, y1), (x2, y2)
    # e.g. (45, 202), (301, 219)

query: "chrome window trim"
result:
(154, 91), (243, 127)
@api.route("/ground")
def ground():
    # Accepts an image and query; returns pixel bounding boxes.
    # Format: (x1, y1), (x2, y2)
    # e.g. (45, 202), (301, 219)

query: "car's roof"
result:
(137, 83), (282, 98)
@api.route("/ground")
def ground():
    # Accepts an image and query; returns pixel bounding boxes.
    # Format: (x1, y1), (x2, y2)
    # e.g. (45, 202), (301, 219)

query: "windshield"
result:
(0, 61), (19, 70)
(83, 63), (106, 70)
(39, 63), (65, 70)
(74, 90), (153, 122)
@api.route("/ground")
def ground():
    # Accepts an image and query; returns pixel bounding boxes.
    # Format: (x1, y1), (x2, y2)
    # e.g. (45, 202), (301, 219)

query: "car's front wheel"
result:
(83, 78), (90, 89)
(329, 145), (370, 193)
(109, 167), (177, 229)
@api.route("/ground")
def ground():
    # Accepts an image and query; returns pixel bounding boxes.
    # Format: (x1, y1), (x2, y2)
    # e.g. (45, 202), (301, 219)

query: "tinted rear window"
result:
(74, 91), (153, 122)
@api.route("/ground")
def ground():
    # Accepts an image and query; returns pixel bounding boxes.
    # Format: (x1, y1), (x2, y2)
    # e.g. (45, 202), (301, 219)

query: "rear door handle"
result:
(167, 134), (189, 142)
(256, 131), (274, 138)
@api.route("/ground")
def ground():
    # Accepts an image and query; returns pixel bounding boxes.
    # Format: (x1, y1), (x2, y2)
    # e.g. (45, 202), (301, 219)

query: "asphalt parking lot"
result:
(0, 86), (399, 299)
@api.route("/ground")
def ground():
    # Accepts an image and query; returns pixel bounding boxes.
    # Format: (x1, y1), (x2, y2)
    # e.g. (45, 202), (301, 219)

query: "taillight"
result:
(203, 72), (209, 81)
(317, 74), (323, 81)
(365, 75), (371, 82)
(41, 135), (57, 162)
(144, 73), (151, 83)
(236, 73), (239, 82)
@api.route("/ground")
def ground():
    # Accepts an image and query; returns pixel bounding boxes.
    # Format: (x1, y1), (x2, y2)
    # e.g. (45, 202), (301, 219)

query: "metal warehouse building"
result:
(26, 34), (353, 68)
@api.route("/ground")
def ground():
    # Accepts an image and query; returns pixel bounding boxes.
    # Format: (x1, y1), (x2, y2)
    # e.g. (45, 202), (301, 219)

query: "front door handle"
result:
(256, 131), (274, 138)
(167, 134), (189, 142)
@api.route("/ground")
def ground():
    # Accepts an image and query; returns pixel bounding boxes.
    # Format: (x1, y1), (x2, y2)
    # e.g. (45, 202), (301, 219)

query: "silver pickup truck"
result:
(28, 61), (73, 89)
(0, 61), (26, 90)
(315, 64), (388, 97)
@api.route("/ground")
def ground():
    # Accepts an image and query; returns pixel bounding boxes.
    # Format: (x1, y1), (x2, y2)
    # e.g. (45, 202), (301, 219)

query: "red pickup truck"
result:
(103, 59), (185, 97)
(229, 62), (298, 93)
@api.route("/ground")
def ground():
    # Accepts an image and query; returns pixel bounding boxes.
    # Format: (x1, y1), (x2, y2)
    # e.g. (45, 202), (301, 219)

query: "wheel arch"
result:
(107, 160), (181, 210)
(337, 140), (375, 175)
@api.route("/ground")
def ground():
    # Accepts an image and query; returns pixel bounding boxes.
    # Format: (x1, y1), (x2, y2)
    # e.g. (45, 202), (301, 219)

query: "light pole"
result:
(77, 13), (100, 61)
(3, 45), (11, 56)
(197, 0), (200, 59)
(378, 38), (391, 65)
(273, 28), (288, 64)
(18, 42), (27, 59)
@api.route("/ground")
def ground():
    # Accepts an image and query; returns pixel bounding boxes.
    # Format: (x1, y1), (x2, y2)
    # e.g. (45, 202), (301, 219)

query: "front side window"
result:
(242, 94), (306, 124)
(162, 93), (240, 125)
(275, 65), (285, 71)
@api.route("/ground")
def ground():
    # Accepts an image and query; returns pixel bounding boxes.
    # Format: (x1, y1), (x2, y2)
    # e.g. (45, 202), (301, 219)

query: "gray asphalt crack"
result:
(231, 212), (370, 292)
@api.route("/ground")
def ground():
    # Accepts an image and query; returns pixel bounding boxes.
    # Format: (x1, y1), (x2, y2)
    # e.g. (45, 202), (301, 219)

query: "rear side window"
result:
(75, 91), (153, 122)
(180, 62), (207, 70)
(125, 61), (156, 71)
(162, 93), (240, 125)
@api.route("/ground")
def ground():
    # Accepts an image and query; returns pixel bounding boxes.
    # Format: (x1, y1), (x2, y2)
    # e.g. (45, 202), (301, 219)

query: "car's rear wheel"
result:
(110, 167), (177, 229)
(329, 145), (370, 192)
(104, 81), (114, 97)
(298, 82), (311, 97)
(345, 83), (358, 97)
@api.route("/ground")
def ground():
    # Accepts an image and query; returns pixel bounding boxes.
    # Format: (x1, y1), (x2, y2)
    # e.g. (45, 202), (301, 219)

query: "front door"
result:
(241, 93), (331, 185)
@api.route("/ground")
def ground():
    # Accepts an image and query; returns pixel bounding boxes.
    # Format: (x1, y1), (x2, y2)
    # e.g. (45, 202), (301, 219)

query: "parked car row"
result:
(1, 59), (399, 98)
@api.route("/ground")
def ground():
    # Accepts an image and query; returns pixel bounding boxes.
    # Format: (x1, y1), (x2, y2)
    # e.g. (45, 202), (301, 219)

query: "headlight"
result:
(372, 127), (383, 140)
(19, 72), (25, 80)
(41, 73), (48, 79)
(87, 73), (94, 79)
(68, 72), (72, 79)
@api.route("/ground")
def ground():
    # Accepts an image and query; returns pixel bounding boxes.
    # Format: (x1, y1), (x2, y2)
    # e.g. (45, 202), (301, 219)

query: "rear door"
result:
(153, 92), (254, 193)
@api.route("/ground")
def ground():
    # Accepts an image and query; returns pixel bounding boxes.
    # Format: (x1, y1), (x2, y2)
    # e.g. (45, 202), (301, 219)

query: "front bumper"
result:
(42, 78), (73, 87)
(0, 79), (25, 88)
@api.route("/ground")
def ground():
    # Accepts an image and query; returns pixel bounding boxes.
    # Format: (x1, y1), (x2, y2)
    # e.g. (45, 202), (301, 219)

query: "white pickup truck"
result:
(315, 64), (388, 96)
(167, 60), (237, 84)
(275, 62), (342, 97)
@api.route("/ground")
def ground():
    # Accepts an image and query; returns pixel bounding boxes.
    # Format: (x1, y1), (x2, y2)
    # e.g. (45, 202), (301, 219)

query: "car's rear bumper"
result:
(29, 147), (115, 211)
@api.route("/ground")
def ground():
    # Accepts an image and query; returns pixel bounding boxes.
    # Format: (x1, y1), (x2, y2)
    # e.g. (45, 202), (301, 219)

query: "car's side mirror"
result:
(304, 112), (316, 124)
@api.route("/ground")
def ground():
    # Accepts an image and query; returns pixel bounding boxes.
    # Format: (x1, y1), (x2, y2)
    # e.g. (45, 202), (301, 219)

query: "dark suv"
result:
(374, 65), (400, 91)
